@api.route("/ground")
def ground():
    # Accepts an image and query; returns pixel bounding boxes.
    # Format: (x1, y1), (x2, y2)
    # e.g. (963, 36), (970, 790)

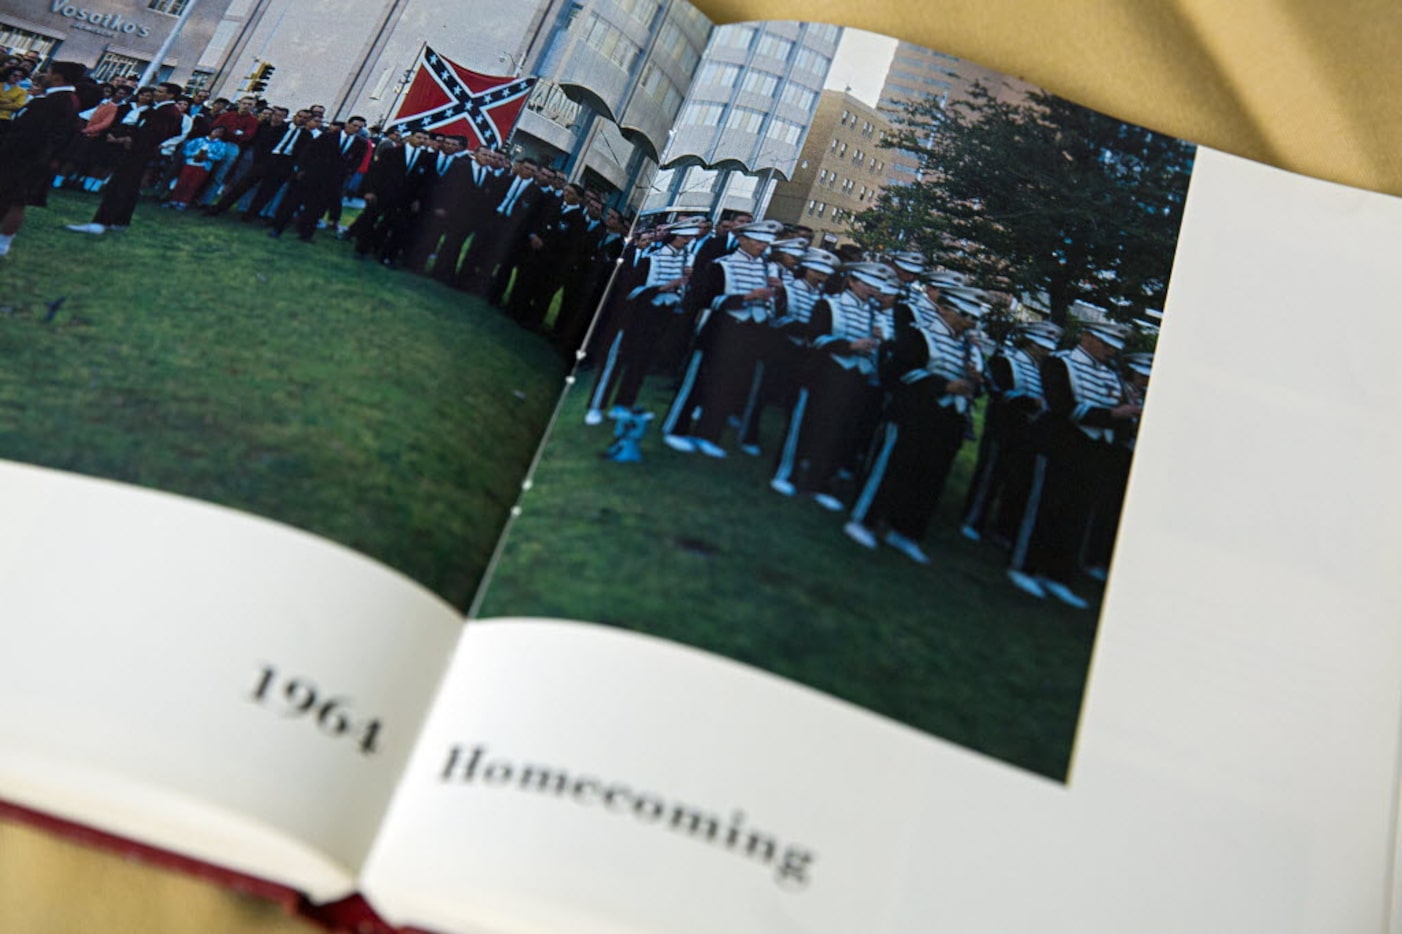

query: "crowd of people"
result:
(583, 213), (1151, 609)
(0, 58), (1152, 607)
(0, 59), (632, 353)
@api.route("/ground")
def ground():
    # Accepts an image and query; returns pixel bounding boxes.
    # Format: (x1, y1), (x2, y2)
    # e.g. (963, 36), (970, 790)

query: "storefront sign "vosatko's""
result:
(49, 0), (155, 38)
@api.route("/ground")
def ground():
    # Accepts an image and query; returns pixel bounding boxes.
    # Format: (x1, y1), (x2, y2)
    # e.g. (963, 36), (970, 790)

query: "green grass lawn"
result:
(481, 378), (1102, 780)
(0, 191), (566, 609)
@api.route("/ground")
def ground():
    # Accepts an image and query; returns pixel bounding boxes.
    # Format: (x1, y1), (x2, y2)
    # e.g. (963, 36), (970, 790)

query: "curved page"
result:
(0, 464), (461, 899)
(364, 147), (1402, 932)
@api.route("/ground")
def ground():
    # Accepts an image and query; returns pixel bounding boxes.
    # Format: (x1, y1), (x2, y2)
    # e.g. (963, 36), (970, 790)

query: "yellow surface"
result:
(4, 1), (1399, 931)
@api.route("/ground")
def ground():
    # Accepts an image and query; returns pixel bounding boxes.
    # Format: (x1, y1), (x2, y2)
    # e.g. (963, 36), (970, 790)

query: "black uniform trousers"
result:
(779, 357), (880, 496)
(1011, 426), (1117, 584)
(693, 315), (768, 445)
(853, 383), (966, 541)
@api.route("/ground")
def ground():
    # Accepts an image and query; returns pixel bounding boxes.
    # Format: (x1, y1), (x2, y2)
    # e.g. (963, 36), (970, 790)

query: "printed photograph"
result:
(479, 22), (1196, 781)
(0, 0), (711, 608)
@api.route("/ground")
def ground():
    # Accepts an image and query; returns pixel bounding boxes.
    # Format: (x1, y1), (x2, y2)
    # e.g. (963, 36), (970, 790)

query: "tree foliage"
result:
(850, 85), (1195, 325)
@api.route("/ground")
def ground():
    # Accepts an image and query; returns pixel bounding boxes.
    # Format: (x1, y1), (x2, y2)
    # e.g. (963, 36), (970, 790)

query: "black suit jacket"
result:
(130, 102), (185, 158)
(297, 130), (367, 182)
(255, 123), (314, 163)
(365, 143), (435, 207)
(0, 88), (79, 201)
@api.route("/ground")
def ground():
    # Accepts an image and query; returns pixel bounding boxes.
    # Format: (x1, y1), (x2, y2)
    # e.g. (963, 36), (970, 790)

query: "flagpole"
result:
(382, 39), (427, 130)
(139, 0), (199, 87)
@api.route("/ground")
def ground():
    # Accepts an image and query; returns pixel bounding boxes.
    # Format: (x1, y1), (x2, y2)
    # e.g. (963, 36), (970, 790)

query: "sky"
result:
(823, 28), (897, 109)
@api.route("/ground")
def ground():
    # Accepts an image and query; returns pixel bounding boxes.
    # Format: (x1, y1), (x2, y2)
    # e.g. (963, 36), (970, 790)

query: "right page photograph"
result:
(478, 21), (1193, 782)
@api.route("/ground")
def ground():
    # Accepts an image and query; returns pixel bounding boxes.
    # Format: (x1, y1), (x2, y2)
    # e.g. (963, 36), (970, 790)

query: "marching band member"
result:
(960, 320), (1063, 546)
(663, 218), (783, 458)
(584, 217), (703, 425)
(843, 281), (988, 563)
(1007, 320), (1141, 607)
(771, 261), (895, 511)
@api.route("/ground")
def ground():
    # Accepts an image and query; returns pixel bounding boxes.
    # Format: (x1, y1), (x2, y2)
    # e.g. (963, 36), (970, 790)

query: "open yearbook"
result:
(2, 1), (1401, 932)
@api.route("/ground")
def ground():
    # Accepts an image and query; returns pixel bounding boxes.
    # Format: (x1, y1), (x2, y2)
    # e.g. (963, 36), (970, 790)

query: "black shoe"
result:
(267, 228), (282, 239)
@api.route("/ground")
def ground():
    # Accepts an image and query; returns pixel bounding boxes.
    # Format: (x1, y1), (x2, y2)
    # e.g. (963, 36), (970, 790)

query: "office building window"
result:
(655, 20), (700, 76)
(755, 34), (793, 61)
(723, 107), (764, 134)
(582, 13), (642, 71)
(681, 102), (726, 126)
(779, 84), (816, 111)
(697, 62), (740, 86)
(741, 70), (780, 96)
(792, 48), (830, 73)
(638, 63), (683, 117)
(185, 69), (214, 93)
(91, 52), (145, 82)
(0, 24), (58, 57)
(766, 118), (802, 145)
(713, 24), (755, 51)
(615, 0), (660, 24)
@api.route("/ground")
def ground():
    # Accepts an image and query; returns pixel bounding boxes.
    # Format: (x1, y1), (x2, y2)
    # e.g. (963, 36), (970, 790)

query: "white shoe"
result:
(663, 434), (697, 453)
(66, 223), (106, 234)
(843, 521), (877, 549)
(694, 438), (727, 459)
(959, 524), (981, 542)
(884, 531), (931, 565)
(1038, 577), (1089, 609)
(769, 478), (795, 497)
(583, 409), (604, 426)
(739, 443), (761, 456)
(106, 224), (128, 231)
(812, 493), (844, 513)
(1006, 570), (1046, 599)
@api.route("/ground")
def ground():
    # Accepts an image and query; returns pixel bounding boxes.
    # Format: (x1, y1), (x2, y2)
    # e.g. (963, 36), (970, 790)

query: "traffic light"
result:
(247, 61), (276, 94)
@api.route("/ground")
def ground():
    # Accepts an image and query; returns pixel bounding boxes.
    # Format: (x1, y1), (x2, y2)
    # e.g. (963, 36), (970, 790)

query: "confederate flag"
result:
(387, 46), (536, 150)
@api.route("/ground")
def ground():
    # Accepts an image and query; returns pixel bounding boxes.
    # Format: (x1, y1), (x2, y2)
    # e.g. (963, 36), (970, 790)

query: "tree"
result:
(850, 84), (1195, 325)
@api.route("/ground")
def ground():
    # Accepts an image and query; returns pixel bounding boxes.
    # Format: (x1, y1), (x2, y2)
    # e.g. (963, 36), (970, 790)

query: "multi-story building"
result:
(875, 40), (1036, 188)
(197, 0), (563, 122)
(517, 0), (708, 200)
(3, 0), (237, 87)
(877, 40), (1034, 116)
(190, 0), (706, 205)
(642, 20), (840, 220)
(765, 90), (895, 247)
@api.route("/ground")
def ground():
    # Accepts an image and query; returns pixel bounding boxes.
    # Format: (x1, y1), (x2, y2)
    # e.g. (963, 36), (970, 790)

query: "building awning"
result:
(658, 152), (792, 183)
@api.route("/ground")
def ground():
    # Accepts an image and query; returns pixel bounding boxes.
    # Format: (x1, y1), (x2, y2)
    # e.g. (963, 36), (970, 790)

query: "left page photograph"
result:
(0, 0), (709, 903)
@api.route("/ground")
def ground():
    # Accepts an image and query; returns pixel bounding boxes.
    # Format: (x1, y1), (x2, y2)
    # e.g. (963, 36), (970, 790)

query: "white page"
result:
(0, 463), (462, 900)
(360, 147), (1402, 932)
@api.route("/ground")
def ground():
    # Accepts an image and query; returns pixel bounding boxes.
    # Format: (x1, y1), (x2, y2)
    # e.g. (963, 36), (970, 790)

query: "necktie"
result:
(499, 178), (524, 215)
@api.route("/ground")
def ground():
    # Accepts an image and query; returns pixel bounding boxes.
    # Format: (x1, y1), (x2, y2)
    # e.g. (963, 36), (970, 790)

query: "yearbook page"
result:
(352, 13), (1402, 930)
(361, 145), (1402, 934)
(0, 0), (713, 903)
